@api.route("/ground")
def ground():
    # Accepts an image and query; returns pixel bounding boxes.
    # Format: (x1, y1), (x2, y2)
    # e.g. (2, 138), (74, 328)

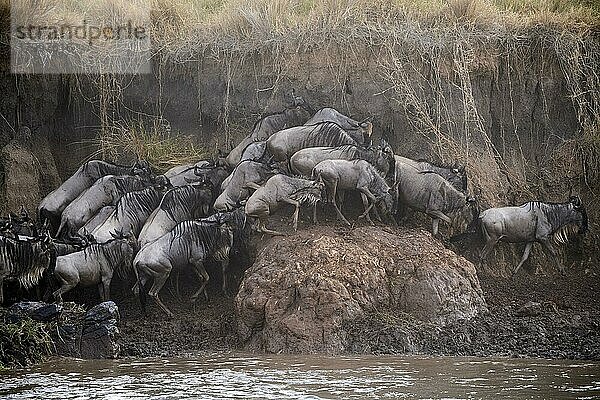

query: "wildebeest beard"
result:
(289, 186), (322, 206)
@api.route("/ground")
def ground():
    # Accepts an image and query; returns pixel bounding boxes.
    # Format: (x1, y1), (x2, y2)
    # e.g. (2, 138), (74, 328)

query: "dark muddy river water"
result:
(1, 354), (599, 399)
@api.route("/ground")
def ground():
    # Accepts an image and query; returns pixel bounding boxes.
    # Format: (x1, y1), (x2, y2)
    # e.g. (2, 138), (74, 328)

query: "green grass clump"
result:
(0, 318), (54, 369)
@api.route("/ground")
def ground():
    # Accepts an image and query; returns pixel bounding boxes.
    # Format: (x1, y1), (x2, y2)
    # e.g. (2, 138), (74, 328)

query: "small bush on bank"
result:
(0, 317), (54, 369)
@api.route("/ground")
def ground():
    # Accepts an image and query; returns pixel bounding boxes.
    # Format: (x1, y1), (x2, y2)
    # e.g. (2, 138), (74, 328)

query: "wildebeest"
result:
(40, 234), (94, 301)
(0, 232), (52, 303)
(38, 159), (151, 233)
(312, 159), (396, 225)
(395, 155), (467, 193)
(245, 174), (324, 235)
(0, 206), (38, 239)
(137, 183), (213, 248)
(91, 186), (165, 242)
(164, 160), (210, 187)
(225, 99), (312, 168)
(395, 159), (475, 236)
(57, 175), (148, 238)
(52, 232), (137, 302)
(290, 140), (395, 180)
(304, 108), (373, 146)
(77, 206), (115, 236)
(190, 164), (230, 204)
(240, 141), (268, 163)
(267, 122), (369, 162)
(214, 160), (279, 212)
(478, 196), (588, 276)
(133, 213), (240, 317)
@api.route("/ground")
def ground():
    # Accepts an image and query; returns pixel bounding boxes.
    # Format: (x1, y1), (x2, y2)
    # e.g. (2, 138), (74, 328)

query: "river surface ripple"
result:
(1, 354), (600, 399)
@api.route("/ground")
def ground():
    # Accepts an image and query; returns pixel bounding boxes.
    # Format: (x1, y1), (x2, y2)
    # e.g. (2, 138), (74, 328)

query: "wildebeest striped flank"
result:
(134, 216), (237, 317)
(91, 187), (164, 242)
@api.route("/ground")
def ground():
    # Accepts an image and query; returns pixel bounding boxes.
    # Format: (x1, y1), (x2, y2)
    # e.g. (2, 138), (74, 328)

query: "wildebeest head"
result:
(377, 181), (399, 223)
(152, 174), (173, 190)
(18, 205), (29, 222)
(194, 164), (230, 191)
(130, 159), (153, 181)
(569, 195), (588, 234)
(452, 163), (468, 192)
(110, 228), (138, 253)
(357, 118), (373, 145)
(0, 221), (16, 238)
(291, 178), (324, 206)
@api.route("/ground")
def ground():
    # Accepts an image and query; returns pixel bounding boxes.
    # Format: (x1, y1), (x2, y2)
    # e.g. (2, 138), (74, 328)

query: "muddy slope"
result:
(108, 223), (600, 360)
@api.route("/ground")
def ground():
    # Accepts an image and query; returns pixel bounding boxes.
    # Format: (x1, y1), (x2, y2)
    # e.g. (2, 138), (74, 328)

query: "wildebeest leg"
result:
(540, 240), (565, 275)
(357, 188), (379, 223)
(257, 215), (286, 236)
(432, 218), (440, 236)
(359, 193), (374, 225)
(0, 279), (3, 304)
(313, 202), (318, 224)
(133, 268), (150, 315)
(100, 272), (113, 301)
(282, 197), (301, 231)
(190, 261), (210, 302)
(331, 181), (350, 226)
(337, 190), (345, 211)
(53, 280), (76, 303)
(52, 269), (78, 303)
(426, 210), (451, 236)
(479, 236), (500, 266)
(146, 264), (173, 317)
(220, 259), (230, 296)
(512, 242), (533, 277)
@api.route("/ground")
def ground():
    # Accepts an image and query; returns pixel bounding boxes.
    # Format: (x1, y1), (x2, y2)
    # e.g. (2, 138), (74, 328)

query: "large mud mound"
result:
(235, 225), (487, 353)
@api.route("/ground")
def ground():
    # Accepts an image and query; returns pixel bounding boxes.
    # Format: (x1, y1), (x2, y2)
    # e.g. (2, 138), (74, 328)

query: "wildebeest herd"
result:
(0, 97), (589, 317)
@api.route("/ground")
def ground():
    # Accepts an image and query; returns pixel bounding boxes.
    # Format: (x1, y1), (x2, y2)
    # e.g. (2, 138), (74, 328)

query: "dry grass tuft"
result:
(86, 119), (208, 173)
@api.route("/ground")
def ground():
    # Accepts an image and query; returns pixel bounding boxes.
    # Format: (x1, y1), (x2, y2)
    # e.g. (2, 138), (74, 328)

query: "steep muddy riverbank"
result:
(114, 269), (600, 360)
(107, 224), (600, 360)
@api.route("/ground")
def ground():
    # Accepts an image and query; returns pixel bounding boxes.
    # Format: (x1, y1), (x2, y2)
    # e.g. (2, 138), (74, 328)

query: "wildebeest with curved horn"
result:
(312, 159), (396, 226)
(38, 159), (152, 233)
(267, 122), (370, 162)
(395, 155), (467, 193)
(56, 175), (149, 238)
(189, 164), (230, 204)
(478, 196), (588, 276)
(164, 160), (211, 187)
(239, 141), (268, 164)
(133, 213), (242, 317)
(304, 108), (373, 146)
(290, 139), (395, 181)
(77, 206), (115, 237)
(224, 96), (312, 168)
(52, 231), (137, 302)
(245, 174), (324, 236)
(395, 158), (475, 236)
(214, 160), (279, 212)
(91, 186), (166, 242)
(137, 182), (214, 248)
